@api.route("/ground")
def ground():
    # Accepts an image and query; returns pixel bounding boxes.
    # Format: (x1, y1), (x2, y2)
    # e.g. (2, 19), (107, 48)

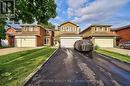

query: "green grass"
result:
(96, 49), (130, 63)
(0, 47), (56, 86)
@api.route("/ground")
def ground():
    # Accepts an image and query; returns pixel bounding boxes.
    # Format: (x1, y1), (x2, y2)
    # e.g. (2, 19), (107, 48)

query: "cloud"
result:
(67, 0), (86, 9)
(67, 0), (129, 24)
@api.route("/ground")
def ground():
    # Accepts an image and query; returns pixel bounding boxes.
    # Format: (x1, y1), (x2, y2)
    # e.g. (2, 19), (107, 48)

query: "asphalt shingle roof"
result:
(8, 24), (22, 30)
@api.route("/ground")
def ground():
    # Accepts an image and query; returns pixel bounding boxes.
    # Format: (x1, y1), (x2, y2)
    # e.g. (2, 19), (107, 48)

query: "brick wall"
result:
(115, 28), (130, 42)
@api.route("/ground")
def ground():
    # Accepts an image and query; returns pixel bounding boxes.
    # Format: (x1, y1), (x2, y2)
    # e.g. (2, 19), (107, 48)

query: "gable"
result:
(6, 28), (16, 36)
(59, 22), (78, 27)
(6, 28), (16, 33)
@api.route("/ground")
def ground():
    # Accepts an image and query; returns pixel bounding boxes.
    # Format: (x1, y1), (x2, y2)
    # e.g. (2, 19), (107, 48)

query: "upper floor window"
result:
(96, 27), (99, 31)
(74, 28), (77, 32)
(30, 27), (34, 31)
(66, 27), (69, 31)
(105, 27), (107, 31)
(61, 27), (64, 31)
(70, 27), (72, 32)
(95, 28), (97, 31)
(102, 27), (105, 31)
(25, 27), (29, 31)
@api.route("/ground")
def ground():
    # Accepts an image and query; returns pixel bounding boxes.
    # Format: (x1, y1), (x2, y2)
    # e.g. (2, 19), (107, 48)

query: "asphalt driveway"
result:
(25, 48), (130, 86)
(0, 47), (41, 56)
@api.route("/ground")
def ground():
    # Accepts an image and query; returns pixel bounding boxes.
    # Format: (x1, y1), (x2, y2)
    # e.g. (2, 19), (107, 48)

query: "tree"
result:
(0, 20), (6, 47)
(40, 22), (55, 29)
(13, 0), (57, 24)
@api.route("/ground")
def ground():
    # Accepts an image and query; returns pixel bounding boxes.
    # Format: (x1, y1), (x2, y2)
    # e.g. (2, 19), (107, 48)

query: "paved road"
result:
(25, 48), (130, 86)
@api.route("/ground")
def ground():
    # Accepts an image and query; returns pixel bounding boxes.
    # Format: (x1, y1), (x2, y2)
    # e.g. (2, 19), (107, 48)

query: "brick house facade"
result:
(6, 24), (54, 47)
(113, 25), (130, 45)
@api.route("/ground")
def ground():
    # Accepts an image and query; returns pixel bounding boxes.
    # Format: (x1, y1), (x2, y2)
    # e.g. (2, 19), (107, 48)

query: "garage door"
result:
(16, 36), (36, 47)
(60, 37), (81, 48)
(95, 38), (113, 47)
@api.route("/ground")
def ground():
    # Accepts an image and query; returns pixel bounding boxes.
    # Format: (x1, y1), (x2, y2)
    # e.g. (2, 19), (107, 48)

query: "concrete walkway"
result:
(102, 48), (130, 56)
(0, 47), (42, 56)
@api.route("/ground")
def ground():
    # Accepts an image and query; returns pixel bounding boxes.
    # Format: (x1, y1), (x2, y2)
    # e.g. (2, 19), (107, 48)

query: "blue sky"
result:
(49, 0), (130, 30)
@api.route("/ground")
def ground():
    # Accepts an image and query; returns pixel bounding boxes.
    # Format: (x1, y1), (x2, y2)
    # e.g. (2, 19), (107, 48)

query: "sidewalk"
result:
(0, 47), (43, 56)
(102, 48), (130, 56)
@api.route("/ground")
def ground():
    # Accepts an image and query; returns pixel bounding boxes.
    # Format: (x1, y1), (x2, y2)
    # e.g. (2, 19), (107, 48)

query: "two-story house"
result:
(6, 24), (54, 47)
(80, 25), (119, 47)
(54, 22), (81, 48)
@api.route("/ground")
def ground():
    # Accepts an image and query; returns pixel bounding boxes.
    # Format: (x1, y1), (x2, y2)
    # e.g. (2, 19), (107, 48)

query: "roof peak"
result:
(59, 21), (79, 27)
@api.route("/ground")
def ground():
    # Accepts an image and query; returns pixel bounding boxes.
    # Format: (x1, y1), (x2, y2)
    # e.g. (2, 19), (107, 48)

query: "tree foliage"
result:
(0, 19), (6, 47)
(13, 0), (57, 24)
(40, 22), (55, 29)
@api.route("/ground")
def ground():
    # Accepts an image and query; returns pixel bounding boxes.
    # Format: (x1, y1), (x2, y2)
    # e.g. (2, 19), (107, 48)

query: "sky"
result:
(49, 0), (130, 30)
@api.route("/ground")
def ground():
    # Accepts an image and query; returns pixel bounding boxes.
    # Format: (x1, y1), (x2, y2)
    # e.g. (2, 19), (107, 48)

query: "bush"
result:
(94, 45), (100, 50)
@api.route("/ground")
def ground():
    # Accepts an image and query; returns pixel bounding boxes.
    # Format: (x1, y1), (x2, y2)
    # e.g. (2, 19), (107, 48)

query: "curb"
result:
(21, 48), (59, 86)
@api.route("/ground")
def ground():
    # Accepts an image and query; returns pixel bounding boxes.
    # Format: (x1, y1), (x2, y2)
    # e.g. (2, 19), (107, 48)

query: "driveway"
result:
(102, 48), (130, 56)
(0, 47), (42, 56)
(25, 48), (130, 86)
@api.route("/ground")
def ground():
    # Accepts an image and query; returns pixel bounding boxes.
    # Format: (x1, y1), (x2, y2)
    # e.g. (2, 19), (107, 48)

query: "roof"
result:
(7, 24), (22, 31)
(60, 33), (81, 37)
(91, 24), (112, 27)
(20, 24), (38, 27)
(80, 24), (112, 34)
(91, 32), (119, 37)
(113, 25), (130, 31)
(59, 21), (79, 27)
(20, 24), (54, 31)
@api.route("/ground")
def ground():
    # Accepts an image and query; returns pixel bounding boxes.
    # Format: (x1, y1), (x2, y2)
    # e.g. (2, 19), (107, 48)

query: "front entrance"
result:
(8, 36), (15, 47)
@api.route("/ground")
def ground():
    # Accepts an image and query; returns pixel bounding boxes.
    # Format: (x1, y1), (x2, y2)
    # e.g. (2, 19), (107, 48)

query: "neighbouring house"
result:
(44, 28), (54, 46)
(54, 22), (81, 48)
(6, 24), (22, 47)
(6, 24), (54, 47)
(80, 25), (119, 48)
(112, 25), (130, 45)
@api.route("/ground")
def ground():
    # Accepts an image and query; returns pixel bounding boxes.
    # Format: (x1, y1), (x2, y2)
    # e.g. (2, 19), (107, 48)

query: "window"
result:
(105, 27), (107, 31)
(102, 27), (105, 31)
(69, 27), (71, 32)
(26, 27), (29, 31)
(95, 27), (98, 31)
(30, 27), (33, 31)
(62, 27), (64, 31)
(45, 38), (49, 44)
(95, 28), (97, 31)
(74, 28), (77, 32)
(66, 27), (69, 31)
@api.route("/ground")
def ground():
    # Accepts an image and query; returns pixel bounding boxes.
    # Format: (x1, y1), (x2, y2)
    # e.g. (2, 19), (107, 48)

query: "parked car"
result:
(119, 42), (130, 49)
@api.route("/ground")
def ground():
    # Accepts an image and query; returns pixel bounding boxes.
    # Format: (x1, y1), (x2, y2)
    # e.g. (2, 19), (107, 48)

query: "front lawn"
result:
(96, 49), (130, 63)
(0, 47), (56, 86)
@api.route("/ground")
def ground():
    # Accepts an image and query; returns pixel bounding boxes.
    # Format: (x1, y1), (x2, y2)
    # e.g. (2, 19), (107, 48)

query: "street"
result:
(25, 48), (130, 86)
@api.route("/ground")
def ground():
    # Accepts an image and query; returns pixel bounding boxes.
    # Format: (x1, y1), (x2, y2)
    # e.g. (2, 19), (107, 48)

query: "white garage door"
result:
(60, 37), (81, 48)
(95, 38), (113, 47)
(16, 36), (36, 47)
